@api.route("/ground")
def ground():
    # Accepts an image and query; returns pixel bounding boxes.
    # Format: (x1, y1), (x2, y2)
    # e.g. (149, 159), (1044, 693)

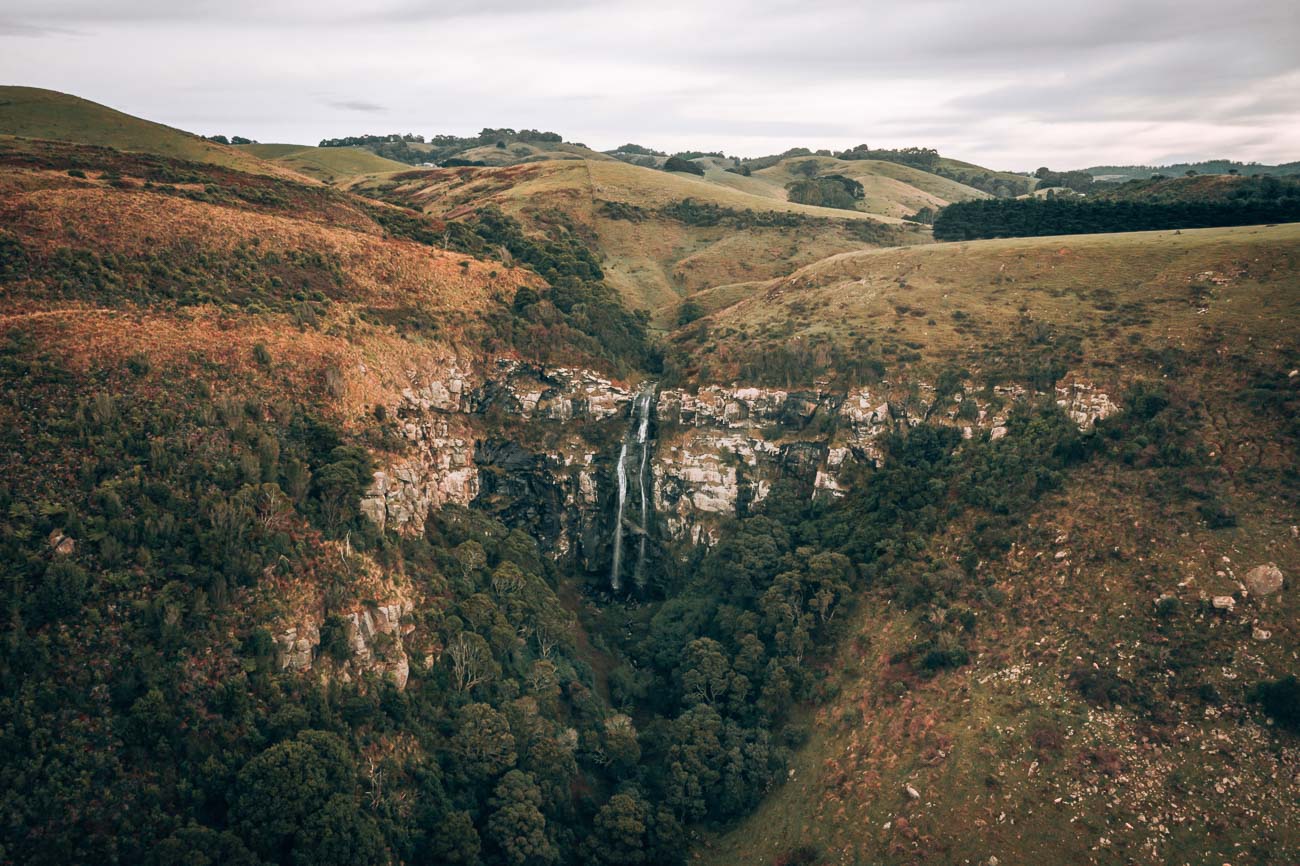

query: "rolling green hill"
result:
(352, 157), (927, 321)
(0, 86), (304, 179)
(236, 142), (410, 183)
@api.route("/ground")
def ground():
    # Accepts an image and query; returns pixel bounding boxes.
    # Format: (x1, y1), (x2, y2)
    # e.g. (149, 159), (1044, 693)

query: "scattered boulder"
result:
(1211, 596), (1236, 612)
(904, 784), (921, 800)
(1243, 563), (1283, 597)
(1253, 627), (1272, 641)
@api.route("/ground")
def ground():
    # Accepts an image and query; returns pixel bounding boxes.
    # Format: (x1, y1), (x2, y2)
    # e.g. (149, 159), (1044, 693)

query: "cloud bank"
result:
(3, 0), (1297, 168)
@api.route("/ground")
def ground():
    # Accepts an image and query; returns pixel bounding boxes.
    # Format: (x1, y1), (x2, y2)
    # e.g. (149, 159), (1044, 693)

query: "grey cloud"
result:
(0, 0), (1295, 168)
(365, 0), (605, 22)
(0, 19), (80, 36)
(327, 99), (387, 113)
(0, 0), (605, 26)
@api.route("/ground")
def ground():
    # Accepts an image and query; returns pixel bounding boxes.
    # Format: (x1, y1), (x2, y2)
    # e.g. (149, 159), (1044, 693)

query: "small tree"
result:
(487, 771), (556, 865)
(447, 631), (496, 692)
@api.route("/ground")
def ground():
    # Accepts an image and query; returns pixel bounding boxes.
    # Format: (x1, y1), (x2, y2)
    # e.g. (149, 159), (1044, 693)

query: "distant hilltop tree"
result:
(477, 128), (562, 143)
(1084, 159), (1300, 181)
(662, 156), (705, 176)
(318, 133), (426, 147)
(612, 143), (666, 157)
(785, 174), (864, 210)
(837, 145), (940, 172)
(317, 128), (567, 165)
(204, 134), (257, 145)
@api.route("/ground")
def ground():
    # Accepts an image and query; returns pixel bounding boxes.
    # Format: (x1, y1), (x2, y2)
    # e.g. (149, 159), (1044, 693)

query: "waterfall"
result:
(610, 385), (655, 592)
(633, 387), (654, 589)
(609, 439), (629, 591)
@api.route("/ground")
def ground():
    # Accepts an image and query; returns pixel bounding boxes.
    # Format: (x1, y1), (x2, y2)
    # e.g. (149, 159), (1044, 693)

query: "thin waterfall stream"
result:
(609, 384), (655, 591)
(633, 387), (654, 589)
(609, 439), (629, 591)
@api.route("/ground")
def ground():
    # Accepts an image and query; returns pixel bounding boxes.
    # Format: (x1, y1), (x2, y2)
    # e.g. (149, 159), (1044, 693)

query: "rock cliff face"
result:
(360, 358), (1120, 557)
(280, 360), (1120, 691)
(273, 598), (415, 689)
(363, 415), (479, 534)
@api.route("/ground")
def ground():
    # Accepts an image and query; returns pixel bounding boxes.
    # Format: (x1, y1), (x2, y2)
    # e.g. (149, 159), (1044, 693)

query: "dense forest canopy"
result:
(932, 183), (1300, 240)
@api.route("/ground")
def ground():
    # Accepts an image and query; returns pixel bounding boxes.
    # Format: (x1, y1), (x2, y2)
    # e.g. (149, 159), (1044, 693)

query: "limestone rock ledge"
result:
(361, 358), (1119, 549)
(273, 598), (415, 690)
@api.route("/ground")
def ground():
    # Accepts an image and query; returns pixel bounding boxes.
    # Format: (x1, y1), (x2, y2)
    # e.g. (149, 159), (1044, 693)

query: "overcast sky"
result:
(3, 0), (1297, 170)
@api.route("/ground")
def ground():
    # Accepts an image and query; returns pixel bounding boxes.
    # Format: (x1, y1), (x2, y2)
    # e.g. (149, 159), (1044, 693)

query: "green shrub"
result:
(1253, 676), (1300, 731)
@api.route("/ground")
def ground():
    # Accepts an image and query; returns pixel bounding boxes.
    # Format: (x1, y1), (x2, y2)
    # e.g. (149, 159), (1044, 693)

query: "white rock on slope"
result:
(1243, 563), (1283, 597)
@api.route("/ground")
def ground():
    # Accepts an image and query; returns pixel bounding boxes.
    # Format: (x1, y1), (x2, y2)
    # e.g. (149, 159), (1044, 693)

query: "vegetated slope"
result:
(934, 155), (1039, 196)
(680, 224), (1300, 865)
(0, 136), (541, 404)
(0, 137), (649, 376)
(237, 143), (411, 183)
(0, 137), (671, 864)
(0, 86), (304, 179)
(1092, 173), (1300, 204)
(353, 158), (927, 323)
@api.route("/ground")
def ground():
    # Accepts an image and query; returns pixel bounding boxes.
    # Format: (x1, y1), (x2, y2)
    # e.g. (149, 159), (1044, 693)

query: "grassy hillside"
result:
(680, 223), (1300, 383)
(353, 158), (928, 321)
(702, 456), (1298, 864)
(751, 155), (990, 218)
(0, 86), (304, 179)
(0, 137), (538, 403)
(3, 133), (658, 367)
(678, 223), (1300, 865)
(237, 142), (410, 183)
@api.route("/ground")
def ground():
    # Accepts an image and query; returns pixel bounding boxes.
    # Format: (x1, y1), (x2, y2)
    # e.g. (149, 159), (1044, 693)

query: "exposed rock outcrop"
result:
(364, 416), (478, 534)
(343, 601), (414, 690)
(274, 622), (320, 673)
(272, 599), (415, 689)
(1244, 563), (1284, 597)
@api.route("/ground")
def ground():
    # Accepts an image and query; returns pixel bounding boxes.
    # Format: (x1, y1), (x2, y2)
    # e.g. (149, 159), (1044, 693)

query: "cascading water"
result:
(609, 385), (655, 592)
(633, 387), (654, 589)
(609, 439), (629, 591)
